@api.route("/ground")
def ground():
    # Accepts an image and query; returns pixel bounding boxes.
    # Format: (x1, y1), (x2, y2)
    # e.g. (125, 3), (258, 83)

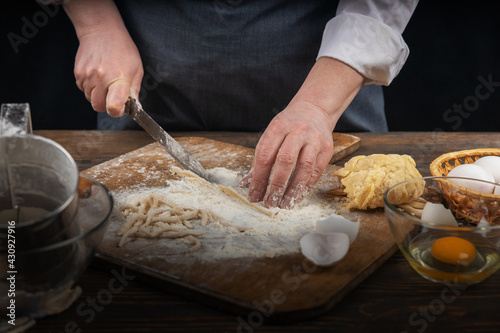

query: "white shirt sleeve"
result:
(317, 0), (419, 86)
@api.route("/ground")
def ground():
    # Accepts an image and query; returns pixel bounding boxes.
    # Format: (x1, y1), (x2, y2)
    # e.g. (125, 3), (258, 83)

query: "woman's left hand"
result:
(240, 100), (335, 209)
(240, 57), (365, 209)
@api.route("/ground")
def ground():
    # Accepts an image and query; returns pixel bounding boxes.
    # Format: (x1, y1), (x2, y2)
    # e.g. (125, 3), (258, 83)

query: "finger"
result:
(307, 148), (332, 188)
(238, 168), (254, 188)
(263, 134), (303, 208)
(130, 66), (144, 99)
(89, 85), (108, 112)
(75, 77), (84, 94)
(81, 79), (93, 103)
(279, 144), (318, 209)
(248, 131), (285, 203)
(106, 80), (132, 117)
(80, 66), (106, 106)
(281, 139), (333, 208)
(74, 63), (85, 93)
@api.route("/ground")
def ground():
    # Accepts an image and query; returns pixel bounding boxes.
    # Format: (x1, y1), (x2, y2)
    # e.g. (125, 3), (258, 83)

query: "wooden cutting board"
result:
(82, 134), (396, 323)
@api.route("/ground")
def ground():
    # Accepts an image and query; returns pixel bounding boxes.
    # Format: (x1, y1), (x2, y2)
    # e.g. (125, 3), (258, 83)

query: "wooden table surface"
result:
(30, 130), (500, 333)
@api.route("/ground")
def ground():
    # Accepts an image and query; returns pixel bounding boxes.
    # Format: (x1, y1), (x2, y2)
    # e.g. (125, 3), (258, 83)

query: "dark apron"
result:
(99, 0), (387, 132)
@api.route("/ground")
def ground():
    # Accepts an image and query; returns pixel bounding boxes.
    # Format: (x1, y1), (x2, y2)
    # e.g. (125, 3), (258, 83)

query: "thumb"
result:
(106, 80), (132, 117)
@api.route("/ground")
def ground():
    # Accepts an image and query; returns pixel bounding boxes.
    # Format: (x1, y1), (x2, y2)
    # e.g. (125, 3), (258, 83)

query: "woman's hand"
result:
(240, 57), (365, 209)
(64, 0), (143, 116)
(242, 101), (335, 209)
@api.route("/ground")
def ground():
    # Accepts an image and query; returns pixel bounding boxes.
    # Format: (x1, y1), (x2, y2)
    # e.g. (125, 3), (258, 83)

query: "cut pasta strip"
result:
(118, 167), (260, 250)
(119, 192), (223, 249)
(200, 210), (208, 227)
(171, 166), (275, 218)
(119, 226), (139, 247)
(217, 219), (251, 232)
(185, 235), (202, 252)
(218, 184), (276, 217)
(171, 167), (212, 187)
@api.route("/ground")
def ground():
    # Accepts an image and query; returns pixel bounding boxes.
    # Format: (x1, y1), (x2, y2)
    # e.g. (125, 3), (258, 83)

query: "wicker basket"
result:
(430, 148), (500, 225)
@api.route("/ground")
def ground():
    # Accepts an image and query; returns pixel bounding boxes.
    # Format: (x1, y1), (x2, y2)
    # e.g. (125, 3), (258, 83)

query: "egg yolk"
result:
(431, 236), (477, 265)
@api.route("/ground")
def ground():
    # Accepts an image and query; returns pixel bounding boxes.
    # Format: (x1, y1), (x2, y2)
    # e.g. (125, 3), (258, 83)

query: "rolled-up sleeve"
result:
(317, 0), (419, 85)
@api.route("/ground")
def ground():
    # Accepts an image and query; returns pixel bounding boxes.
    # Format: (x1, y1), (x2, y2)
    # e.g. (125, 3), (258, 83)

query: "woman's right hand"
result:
(64, 0), (143, 117)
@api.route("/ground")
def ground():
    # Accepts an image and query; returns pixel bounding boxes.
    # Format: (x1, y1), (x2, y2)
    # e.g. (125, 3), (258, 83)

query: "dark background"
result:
(1, 1), (499, 132)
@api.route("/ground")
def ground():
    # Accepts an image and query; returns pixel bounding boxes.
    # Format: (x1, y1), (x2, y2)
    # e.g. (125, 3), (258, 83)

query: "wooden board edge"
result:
(90, 242), (398, 324)
(264, 243), (399, 324)
(330, 133), (361, 164)
(90, 252), (258, 316)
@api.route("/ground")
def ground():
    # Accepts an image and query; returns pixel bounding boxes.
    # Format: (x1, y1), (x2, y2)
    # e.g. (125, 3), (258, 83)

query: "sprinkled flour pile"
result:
(106, 167), (341, 262)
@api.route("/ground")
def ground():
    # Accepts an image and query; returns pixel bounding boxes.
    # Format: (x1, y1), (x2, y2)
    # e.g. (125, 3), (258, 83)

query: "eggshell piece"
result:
(421, 202), (458, 227)
(447, 164), (495, 193)
(315, 214), (360, 244)
(494, 185), (500, 196)
(474, 156), (500, 183)
(300, 232), (350, 267)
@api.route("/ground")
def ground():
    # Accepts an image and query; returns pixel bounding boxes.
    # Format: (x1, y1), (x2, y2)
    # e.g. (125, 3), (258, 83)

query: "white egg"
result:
(474, 156), (500, 183)
(315, 214), (360, 244)
(447, 164), (495, 193)
(299, 232), (350, 267)
(421, 202), (457, 227)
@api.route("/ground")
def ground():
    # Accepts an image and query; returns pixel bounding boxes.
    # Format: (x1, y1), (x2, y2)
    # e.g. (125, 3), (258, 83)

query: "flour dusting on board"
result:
(106, 166), (342, 263)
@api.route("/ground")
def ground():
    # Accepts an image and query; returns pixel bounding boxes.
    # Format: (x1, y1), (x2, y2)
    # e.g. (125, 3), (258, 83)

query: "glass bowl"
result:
(384, 176), (500, 285)
(0, 175), (113, 326)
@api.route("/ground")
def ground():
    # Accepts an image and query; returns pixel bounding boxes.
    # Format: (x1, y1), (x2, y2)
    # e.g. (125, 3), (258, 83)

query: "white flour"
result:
(106, 167), (341, 262)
